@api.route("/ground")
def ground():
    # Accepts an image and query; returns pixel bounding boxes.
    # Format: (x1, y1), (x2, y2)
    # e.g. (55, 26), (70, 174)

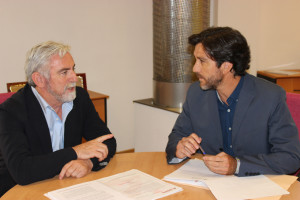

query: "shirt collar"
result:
(31, 86), (73, 113)
(216, 76), (244, 105)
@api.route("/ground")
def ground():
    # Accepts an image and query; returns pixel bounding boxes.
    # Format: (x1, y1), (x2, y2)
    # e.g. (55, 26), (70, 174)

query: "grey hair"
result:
(24, 41), (71, 86)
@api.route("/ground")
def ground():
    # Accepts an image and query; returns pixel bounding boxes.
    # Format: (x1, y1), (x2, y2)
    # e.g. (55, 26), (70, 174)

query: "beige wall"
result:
(1, 0), (300, 151)
(0, 0), (153, 151)
(217, 0), (300, 74)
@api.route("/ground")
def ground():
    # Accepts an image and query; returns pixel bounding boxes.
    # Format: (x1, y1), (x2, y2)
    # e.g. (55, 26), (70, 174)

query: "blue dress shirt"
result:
(217, 76), (244, 157)
(31, 87), (73, 152)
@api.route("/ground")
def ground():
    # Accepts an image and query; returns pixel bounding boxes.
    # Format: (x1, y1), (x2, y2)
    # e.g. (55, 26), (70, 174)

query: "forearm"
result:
(6, 147), (77, 185)
(91, 137), (117, 171)
(237, 152), (300, 176)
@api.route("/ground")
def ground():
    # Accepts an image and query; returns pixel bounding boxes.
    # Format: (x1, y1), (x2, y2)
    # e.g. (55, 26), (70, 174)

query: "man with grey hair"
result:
(0, 41), (116, 197)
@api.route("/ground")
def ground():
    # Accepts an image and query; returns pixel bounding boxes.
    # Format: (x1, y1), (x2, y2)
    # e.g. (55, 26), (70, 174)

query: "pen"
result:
(199, 144), (206, 155)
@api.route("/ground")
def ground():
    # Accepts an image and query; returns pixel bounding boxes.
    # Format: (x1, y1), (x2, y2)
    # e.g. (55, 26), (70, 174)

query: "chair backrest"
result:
(6, 73), (87, 92)
(286, 92), (300, 140)
(0, 92), (15, 104)
(286, 93), (300, 176)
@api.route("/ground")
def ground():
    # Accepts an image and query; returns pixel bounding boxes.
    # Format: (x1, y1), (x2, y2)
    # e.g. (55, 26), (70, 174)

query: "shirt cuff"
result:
(169, 157), (187, 164)
(235, 157), (241, 175)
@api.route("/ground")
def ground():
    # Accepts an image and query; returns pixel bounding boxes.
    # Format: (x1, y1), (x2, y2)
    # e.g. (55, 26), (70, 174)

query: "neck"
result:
(217, 74), (241, 104)
(36, 87), (63, 119)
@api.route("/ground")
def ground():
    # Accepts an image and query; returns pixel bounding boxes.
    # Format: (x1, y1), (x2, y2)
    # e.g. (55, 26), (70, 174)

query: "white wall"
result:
(134, 103), (179, 152)
(0, 0), (153, 151)
(216, 0), (300, 74)
(1, 0), (300, 152)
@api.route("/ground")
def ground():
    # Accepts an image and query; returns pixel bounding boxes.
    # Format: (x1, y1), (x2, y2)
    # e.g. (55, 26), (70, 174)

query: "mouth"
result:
(67, 87), (75, 92)
(196, 74), (204, 81)
(65, 83), (76, 92)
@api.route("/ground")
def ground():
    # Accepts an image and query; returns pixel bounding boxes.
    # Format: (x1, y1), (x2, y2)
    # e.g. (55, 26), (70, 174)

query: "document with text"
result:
(163, 159), (223, 188)
(45, 169), (182, 200)
(163, 159), (290, 200)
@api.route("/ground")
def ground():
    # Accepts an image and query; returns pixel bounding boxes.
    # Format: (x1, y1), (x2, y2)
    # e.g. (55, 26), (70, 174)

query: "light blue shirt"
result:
(31, 87), (73, 152)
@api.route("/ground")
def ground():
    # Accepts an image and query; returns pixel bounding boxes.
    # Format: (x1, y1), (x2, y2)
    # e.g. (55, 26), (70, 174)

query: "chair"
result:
(0, 92), (15, 104)
(286, 92), (300, 140)
(286, 92), (300, 176)
(7, 73), (87, 92)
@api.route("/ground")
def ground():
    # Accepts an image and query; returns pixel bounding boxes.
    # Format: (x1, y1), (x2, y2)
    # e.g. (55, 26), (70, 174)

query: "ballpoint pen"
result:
(199, 144), (206, 155)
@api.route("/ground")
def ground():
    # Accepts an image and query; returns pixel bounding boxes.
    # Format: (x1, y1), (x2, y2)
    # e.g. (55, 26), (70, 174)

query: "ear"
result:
(31, 72), (46, 88)
(220, 62), (233, 74)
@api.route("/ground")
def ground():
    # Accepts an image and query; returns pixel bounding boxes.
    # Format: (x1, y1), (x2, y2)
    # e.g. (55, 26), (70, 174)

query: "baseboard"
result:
(116, 148), (135, 154)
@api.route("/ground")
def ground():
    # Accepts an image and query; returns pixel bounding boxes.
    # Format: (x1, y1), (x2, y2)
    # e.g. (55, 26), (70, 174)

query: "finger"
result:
(204, 159), (220, 168)
(97, 134), (114, 143)
(96, 144), (108, 157)
(216, 152), (227, 156)
(59, 162), (72, 179)
(190, 133), (201, 144)
(71, 168), (81, 178)
(181, 146), (193, 158)
(203, 154), (223, 162)
(183, 141), (197, 154)
(185, 135), (200, 150)
(65, 165), (77, 178)
(90, 151), (104, 161)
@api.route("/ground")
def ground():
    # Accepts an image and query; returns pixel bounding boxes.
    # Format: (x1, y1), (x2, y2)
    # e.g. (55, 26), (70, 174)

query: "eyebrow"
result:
(57, 64), (76, 73)
(196, 56), (208, 61)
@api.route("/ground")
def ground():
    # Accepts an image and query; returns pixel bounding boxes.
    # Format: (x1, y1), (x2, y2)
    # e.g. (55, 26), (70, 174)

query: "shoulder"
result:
(73, 87), (93, 108)
(74, 86), (90, 100)
(0, 86), (28, 111)
(244, 74), (285, 98)
(0, 86), (31, 123)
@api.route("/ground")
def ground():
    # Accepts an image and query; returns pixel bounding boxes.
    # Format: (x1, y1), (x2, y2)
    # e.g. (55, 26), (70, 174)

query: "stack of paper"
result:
(163, 159), (223, 188)
(45, 169), (182, 200)
(163, 159), (290, 200)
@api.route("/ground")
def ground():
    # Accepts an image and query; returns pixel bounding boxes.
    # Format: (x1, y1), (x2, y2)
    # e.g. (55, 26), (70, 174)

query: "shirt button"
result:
(230, 145), (233, 148)
(229, 127), (232, 131)
(227, 109), (230, 112)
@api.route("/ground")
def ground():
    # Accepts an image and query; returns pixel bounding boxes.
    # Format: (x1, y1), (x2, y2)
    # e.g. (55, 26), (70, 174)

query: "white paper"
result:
(163, 159), (223, 188)
(205, 175), (289, 200)
(44, 181), (132, 200)
(163, 159), (289, 200)
(97, 169), (182, 200)
(45, 169), (182, 200)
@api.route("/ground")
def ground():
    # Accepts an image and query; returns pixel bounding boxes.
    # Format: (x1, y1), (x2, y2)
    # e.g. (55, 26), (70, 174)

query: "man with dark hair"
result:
(166, 27), (300, 176)
(0, 41), (117, 197)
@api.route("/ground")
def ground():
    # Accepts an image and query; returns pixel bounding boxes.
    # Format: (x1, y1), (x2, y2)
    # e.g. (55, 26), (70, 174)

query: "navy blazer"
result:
(166, 74), (300, 176)
(0, 84), (116, 185)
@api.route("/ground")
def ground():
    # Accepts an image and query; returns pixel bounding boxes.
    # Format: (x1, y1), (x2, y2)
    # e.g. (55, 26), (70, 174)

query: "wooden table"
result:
(257, 69), (300, 94)
(2, 152), (299, 200)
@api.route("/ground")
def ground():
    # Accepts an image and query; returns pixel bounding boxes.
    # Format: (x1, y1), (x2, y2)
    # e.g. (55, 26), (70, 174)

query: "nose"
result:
(193, 61), (200, 73)
(70, 70), (78, 82)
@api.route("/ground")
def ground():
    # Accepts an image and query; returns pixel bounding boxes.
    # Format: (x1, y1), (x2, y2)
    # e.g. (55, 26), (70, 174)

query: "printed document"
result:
(163, 159), (223, 188)
(45, 169), (182, 200)
(163, 159), (290, 200)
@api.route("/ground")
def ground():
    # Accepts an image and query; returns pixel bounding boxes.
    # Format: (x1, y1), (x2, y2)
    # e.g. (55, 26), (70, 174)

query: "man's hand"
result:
(73, 134), (114, 161)
(175, 133), (201, 158)
(59, 159), (93, 179)
(203, 152), (237, 175)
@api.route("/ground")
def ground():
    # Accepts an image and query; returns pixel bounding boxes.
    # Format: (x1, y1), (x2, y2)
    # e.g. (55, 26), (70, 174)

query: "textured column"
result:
(153, 0), (210, 108)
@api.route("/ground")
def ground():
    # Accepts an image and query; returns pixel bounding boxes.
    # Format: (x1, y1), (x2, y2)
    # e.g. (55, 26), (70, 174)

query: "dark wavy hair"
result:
(188, 27), (250, 76)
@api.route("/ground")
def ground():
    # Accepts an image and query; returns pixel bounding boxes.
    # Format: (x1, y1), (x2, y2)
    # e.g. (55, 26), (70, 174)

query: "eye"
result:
(198, 58), (204, 63)
(61, 71), (68, 75)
